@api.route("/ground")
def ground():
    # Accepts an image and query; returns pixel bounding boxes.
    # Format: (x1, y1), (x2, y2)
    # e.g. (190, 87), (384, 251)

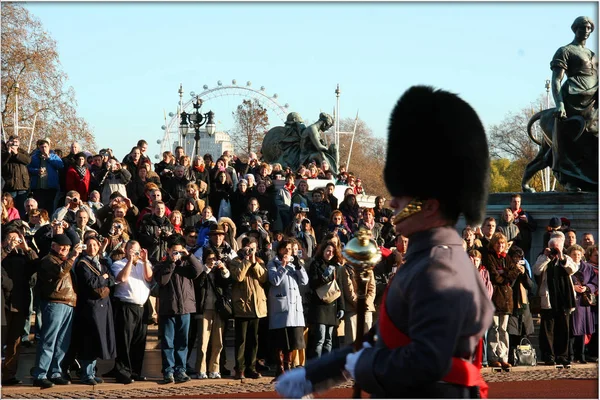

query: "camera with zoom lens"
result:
(133, 251), (141, 256)
(549, 248), (559, 257)
(71, 197), (79, 203)
(81, 244), (87, 250)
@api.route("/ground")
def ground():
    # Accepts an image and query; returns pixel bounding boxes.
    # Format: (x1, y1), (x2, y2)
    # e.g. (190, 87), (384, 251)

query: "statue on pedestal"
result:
(261, 112), (338, 174)
(522, 16), (598, 192)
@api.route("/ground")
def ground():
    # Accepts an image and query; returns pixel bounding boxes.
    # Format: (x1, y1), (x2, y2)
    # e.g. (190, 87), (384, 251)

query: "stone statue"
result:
(522, 16), (598, 192)
(261, 112), (338, 174)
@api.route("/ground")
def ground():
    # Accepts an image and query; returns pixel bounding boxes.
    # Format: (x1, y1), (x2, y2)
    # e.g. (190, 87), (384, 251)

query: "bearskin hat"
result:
(384, 85), (490, 225)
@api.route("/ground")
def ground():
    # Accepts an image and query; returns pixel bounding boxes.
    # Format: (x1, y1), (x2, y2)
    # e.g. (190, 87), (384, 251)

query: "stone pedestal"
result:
(457, 192), (598, 261)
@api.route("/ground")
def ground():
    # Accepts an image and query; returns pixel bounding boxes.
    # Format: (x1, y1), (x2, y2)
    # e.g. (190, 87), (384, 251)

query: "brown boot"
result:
(274, 349), (284, 377)
(283, 351), (294, 371)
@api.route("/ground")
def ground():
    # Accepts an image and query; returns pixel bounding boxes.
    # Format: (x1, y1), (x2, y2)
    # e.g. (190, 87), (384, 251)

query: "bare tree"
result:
(1, 3), (96, 152)
(486, 94), (558, 192)
(337, 117), (390, 198)
(230, 99), (269, 156)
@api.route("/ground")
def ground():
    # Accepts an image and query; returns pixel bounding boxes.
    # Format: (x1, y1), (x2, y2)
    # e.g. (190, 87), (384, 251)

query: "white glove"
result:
(274, 367), (314, 399)
(344, 341), (372, 380)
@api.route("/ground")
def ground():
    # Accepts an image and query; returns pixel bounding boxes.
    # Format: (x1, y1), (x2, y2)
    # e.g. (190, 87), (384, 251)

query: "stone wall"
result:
(457, 192), (599, 261)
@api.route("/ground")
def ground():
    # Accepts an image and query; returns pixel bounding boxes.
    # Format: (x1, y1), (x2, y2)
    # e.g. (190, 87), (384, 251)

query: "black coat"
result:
(1, 147), (31, 191)
(138, 214), (174, 264)
(1, 248), (38, 313)
(306, 258), (344, 326)
(193, 266), (233, 314)
(1, 266), (14, 325)
(153, 254), (203, 316)
(74, 256), (116, 360)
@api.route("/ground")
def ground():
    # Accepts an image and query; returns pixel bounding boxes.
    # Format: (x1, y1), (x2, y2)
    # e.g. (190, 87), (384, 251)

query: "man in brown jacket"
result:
(229, 237), (268, 380)
(31, 234), (82, 389)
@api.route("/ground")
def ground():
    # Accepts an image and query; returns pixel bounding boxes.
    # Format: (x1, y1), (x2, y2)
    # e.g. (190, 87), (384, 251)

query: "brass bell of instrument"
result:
(342, 227), (382, 269)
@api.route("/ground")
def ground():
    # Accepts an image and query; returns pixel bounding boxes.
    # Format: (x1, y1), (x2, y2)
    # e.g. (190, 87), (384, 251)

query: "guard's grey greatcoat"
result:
(305, 226), (495, 398)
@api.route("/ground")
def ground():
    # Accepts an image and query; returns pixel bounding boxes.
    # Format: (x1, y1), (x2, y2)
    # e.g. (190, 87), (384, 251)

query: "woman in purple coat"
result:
(567, 244), (598, 363)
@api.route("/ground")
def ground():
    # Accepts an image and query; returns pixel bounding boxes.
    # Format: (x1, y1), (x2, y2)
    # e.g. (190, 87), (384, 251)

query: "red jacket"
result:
(65, 166), (91, 201)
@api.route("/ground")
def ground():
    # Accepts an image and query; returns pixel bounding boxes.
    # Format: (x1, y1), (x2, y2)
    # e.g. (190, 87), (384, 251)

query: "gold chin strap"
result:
(392, 197), (423, 225)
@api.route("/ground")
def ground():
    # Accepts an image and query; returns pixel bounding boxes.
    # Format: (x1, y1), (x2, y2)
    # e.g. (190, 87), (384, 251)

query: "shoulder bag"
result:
(78, 258), (111, 300)
(208, 273), (233, 319)
(315, 266), (341, 304)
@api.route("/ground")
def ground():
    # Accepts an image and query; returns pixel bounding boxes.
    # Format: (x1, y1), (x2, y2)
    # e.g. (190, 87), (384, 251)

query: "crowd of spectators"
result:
(1, 137), (597, 387)
(463, 194), (598, 369)
(0, 135), (393, 387)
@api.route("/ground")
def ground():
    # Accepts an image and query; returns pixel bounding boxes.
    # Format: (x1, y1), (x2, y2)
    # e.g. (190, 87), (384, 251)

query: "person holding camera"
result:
(267, 238), (308, 380)
(33, 218), (80, 259)
(326, 210), (352, 246)
(99, 157), (132, 205)
(1, 228), (38, 386)
(52, 190), (97, 228)
(193, 245), (233, 379)
(533, 233), (579, 366)
(27, 138), (64, 215)
(138, 201), (174, 265)
(2, 135), (31, 219)
(229, 237), (268, 380)
(110, 241), (153, 384)
(533, 232), (579, 365)
(73, 235), (116, 385)
(153, 235), (203, 384)
(31, 234), (82, 388)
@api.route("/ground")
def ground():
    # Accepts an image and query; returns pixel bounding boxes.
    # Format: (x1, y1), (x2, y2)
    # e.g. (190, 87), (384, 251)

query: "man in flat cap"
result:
(276, 86), (495, 398)
(31, 234), (82, 388)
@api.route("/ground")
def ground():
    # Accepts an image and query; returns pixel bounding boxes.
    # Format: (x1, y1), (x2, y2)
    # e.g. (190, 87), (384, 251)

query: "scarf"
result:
(75, 165), (87, 179)
(194, 165), (205, 173)
(496, 252), (507, 258)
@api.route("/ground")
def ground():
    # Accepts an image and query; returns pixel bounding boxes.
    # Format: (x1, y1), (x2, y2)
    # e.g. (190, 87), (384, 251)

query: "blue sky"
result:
(22, 1), (598, 161)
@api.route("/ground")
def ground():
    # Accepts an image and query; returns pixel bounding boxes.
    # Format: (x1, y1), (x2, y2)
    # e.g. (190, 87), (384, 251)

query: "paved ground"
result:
(1, 346), (597, 399)
(3, 323), (598, 399)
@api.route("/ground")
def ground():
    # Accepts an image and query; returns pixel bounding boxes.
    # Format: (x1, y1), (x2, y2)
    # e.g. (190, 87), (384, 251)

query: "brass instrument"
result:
(342, 228), (382, 399)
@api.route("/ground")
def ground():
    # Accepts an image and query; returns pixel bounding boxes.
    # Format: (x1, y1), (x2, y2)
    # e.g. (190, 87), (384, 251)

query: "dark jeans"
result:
(160, 314), (190, 376)
(32, 302), (74, 380)
(306, 323), (334, 360)
(234, 317), (260, 373)
(539, 309), (570, 361)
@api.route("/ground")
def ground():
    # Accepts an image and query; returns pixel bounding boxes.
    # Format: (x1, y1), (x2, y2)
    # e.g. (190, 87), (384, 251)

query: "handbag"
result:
(315, 267), (341, 304)
(512, 337), (537, 366)
(582, 290), (597, 306)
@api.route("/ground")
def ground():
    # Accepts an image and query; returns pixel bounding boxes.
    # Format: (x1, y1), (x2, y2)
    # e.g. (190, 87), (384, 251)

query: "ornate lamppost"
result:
(179, 95), (216, 158)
